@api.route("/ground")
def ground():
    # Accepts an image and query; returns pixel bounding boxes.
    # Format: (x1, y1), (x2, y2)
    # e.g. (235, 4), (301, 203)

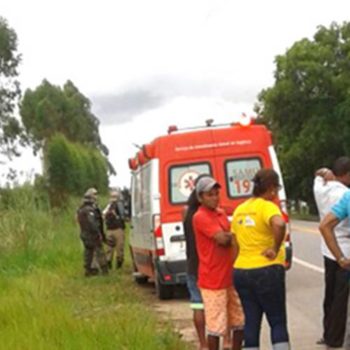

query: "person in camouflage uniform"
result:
(103, 190), (126, 269)
(77, 188), (108, 276)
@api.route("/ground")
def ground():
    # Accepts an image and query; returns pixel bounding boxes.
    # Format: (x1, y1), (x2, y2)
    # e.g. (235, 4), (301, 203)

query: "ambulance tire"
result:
(155, 273), (174, 300)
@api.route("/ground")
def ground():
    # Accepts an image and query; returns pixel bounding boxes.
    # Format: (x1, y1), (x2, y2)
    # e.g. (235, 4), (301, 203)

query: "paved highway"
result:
(271, 219), (325, 350)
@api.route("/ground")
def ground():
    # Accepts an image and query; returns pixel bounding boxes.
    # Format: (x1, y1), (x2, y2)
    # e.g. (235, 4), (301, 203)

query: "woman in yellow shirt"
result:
(231, 169), (290, 350)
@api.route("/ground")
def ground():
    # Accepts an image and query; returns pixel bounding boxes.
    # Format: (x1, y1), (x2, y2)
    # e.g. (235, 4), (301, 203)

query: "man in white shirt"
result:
(313, 157), (350, 348)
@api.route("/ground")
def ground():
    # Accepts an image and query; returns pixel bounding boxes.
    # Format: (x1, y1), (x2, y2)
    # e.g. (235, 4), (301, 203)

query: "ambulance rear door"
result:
(161, 161), (213, 262)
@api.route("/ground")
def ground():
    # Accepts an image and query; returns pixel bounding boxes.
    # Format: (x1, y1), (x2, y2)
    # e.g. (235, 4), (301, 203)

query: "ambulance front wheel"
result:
(155, 272), (174, 300)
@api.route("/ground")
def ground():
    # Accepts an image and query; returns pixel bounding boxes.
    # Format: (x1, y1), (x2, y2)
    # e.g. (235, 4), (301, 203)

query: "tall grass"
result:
(0, 185), (190, 350)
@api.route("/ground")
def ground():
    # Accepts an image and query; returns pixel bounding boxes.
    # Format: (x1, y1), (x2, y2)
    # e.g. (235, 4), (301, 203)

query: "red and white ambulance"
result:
(128, 116), (292, 299)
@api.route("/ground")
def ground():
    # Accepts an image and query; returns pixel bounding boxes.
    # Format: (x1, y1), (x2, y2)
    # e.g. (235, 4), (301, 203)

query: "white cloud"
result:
(101, 95), (253, 187)
(1, 0), (350, 186)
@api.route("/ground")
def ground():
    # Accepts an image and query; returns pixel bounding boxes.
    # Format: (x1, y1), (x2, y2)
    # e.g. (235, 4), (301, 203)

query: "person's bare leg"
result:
(223, 329), (231, 349)
(208, 335), (220, 350)
(193, 309), (208, 349)
(232, 329), (244, 350)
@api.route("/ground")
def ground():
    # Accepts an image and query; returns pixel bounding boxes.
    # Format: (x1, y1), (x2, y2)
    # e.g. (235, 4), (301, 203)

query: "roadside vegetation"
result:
(0, 185), (190, 350)
(0, 18), (190, 349)
(257, 21), (350, 212)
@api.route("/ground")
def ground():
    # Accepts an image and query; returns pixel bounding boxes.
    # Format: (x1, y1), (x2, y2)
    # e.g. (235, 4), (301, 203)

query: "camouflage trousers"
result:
(80, 235), (108, 275)
(105, 228), (125, 267)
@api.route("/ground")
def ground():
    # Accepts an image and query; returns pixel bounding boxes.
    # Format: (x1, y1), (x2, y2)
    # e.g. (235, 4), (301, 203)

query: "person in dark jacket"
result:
(103, 190), (126, 269)
(76, 188), (108, 276)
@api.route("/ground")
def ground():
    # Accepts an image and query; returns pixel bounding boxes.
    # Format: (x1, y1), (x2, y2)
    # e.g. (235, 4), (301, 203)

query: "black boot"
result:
(116, 259), (123, 269)
(101, 265), (109, 275)
(84, 269), (93, 277)
(91, 268), (99, 275)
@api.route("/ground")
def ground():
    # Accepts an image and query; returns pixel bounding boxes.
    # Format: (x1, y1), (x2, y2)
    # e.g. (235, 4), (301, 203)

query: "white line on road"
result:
(293, 257), (324, 274)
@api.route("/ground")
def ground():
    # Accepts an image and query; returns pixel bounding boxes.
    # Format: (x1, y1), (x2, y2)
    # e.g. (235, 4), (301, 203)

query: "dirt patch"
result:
(154, 299), (196, 344)
(137, 283), (198, 348)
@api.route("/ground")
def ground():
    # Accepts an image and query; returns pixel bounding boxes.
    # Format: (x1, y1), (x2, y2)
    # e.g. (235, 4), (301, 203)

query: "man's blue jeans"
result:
(234, 264), (290, 349)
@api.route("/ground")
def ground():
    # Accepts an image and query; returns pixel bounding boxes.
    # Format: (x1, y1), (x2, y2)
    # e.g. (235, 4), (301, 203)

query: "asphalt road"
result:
(247, 219), (327, 349)
(142, 219), (334, 350)
(272, 219), (325, 350)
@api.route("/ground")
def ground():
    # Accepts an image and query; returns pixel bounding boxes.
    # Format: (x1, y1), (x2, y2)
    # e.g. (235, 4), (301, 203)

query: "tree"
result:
(20, 79), (106, 154)
(20, 79), (116, 175)
(256, 22), (350, 210)
(0, 17), (21, 157)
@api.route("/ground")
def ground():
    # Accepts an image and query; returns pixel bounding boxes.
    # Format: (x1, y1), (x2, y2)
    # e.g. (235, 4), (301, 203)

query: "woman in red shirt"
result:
(193, 176), (244, 350)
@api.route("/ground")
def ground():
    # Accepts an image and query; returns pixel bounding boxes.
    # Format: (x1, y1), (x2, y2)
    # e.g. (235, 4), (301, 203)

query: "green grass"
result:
(0, 186), (190, 350)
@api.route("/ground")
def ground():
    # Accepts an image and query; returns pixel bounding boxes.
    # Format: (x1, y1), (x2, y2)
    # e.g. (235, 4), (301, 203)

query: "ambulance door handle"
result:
(175, 225), (181, 231)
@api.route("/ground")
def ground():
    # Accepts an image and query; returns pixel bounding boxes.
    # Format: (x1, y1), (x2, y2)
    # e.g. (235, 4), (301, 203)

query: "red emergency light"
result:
(137, 150), (147, 165)
(128, 158), (138, 170)
(167, 125), (178, 134)
(142, 143), (155, 159)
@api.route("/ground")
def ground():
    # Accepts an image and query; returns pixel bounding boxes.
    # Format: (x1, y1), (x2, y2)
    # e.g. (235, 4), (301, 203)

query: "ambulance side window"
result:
(133, 171), (141, 214)
(169, 163), (211, 204)
(141, 164), (151, 212)
(225, 158), (262, 198)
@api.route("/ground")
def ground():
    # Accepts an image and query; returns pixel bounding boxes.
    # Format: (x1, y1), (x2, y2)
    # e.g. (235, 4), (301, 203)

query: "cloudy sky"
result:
(2, 0), (350, 187)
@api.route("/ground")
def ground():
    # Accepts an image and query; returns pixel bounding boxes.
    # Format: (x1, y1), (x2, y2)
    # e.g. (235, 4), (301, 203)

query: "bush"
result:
(46, 134), (109, 205)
